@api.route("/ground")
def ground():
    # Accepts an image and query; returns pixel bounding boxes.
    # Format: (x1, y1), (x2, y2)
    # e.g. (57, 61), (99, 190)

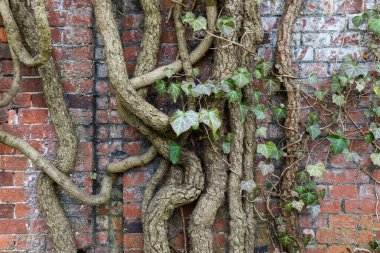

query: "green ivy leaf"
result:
(271, 105), (287, 121)
(365, 133), (375, 143)
(252, 88), (262, 103)
(226, 132), (235, 142)
(370, 153), (380, 166)
(279, 233), (295, 248)
(372, 106), (380, 117)
(306, 123), (321, 140)
(342, 149), (361, 163)
(314, 90), (327, 102)
(370, 123), (380, 139)
(191, 84), (212, 97)
(369, 240), (379, 250)
(341, 61), (368, 78)
(291, 200), (305, 212)
(263, 78), (281, 95)
(258, 161), (274, 176)
(192, 68), (200, 77)
(216, 16), (237, 37)
(181, 12), (196, 23)
(226, 90), (243, 103)
(368, 17), (380, 37)
(256, 61), (273, 78)
(239, 102), (250, 122)
(170, 110), (199, 136)
(255, 126), (268, 138)
(352, 15), (366, 27)
(257, 141), (278, 159)
(296, 171), (310, 181)
(164, 67), (175, 78)
(301, 191), (319, 205)
(167, 82), (183, 102)
(295, 185), (307, 195)
(231, 67), (253, 88)
(169, 141), (182, 164)
(308, 73), (318, 85)
(327, 134), (350, 155)
(155, 80), (166, 95)
(222, 141), (231, 154)
(252, 104), (266, 119)
(306, 161), (326, 178)
(199, 108), (222, 134)
(319, 189), (326, 199)
(307, 112), (319, 125)
(332, 94), (346, 106)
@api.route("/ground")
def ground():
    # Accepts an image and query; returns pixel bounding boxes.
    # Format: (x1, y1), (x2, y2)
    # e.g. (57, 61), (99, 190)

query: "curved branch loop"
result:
(0, 48), (21, 108)
(0, 0), (52, 67)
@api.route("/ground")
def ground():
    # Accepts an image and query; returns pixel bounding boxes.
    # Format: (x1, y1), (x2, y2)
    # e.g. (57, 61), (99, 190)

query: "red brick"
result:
(123, 204), (141, 218)
(14, 204), (29, 218)
(0, 157), (28, 171)
(345, 200), (377, 214)
(320, 200), (341, 213)
(0, 204), (14, 219)
(359, 215), (380, 229)
(329, 185), (358, 199)
(329, 214), (358, 228)
(48, 11), (67, 27)
(0, 235), (16, 250)
(124, 172), (150, 187)
(320, 169), (369, 184)
(0, 28), (7, 43)
(316, 229), (357, 244)
(0, 220), (27, 234)
(18, 109), (48, 124)
(0, 189), (27, 203)
(0, 172), (14, 186)
(124, 233), (143, 249)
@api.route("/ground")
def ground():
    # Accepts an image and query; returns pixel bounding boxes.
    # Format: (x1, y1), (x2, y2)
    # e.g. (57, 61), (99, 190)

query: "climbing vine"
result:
(0, 0), (379, 252)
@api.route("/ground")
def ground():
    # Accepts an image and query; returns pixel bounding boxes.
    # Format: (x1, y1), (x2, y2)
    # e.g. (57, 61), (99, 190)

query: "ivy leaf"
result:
(308, 73), (318, 85)
(216, 16), (237, 37)
(257, 141), (278, 159)
(370, 153), (380, 166)
(226, 132), (235, 142)
(184, 15), (207, 31)
(370, 123), (380, 139)
(365, 133), (375, 143)
(231, 67), (253, 88)
(226, 90), (243, 103)
(222, 142), (231, 154)
(256, 61), (273, 78)
(314, 90), (327, 102)
(181, 12), (196, 23)
(239, 102), (250, 122)
(258, 161), (274, 176)
(252, 104), (266, 119)
(306, 161), (326, 178)
(191, 84), (212, 97)
(255, 126), (268, 138)
(164, 67), (175, 78)
(279, 234), (295, 248)
(241, 179), (256, 193)
(296, 171), (310, 181)
(307, 112), (319, 125)
(355, 78), (366, 92)
(332, 94), (346, 106)
(342, 149), (361, 163)
(308, 205), (321, 218)
(295, 185), (307, 195)
(169, 141), (181, 164)
(167, 82), (183, 102)
(252, 88), (262, 103)
(327, 134), (350, 155)
(306, 123), (321, 140)
(170, 110), (199, 136)
(341, 61), (368, 78)
(155, 80), (166, 95)
(291, 200), (305, 212)
(352, 15), (366, 27)
(263, 78), (281, 95)
(369, 240), (379, 250)
(319, 189), (326, 199)
(372, 106), (380, 117)
(192, 68), (200, 77)
(368, 17), (380, 37)
(199, 108), (222, 134)
(301, 191), (319, 205)
(271, 105), (287, 121)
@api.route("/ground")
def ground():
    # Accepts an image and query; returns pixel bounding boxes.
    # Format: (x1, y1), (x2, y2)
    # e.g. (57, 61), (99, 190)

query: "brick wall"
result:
(0, 0), (379, 252)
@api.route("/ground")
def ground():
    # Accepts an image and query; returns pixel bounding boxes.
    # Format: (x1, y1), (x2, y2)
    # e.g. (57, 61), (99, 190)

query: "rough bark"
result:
(276, 0), (305, 251)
